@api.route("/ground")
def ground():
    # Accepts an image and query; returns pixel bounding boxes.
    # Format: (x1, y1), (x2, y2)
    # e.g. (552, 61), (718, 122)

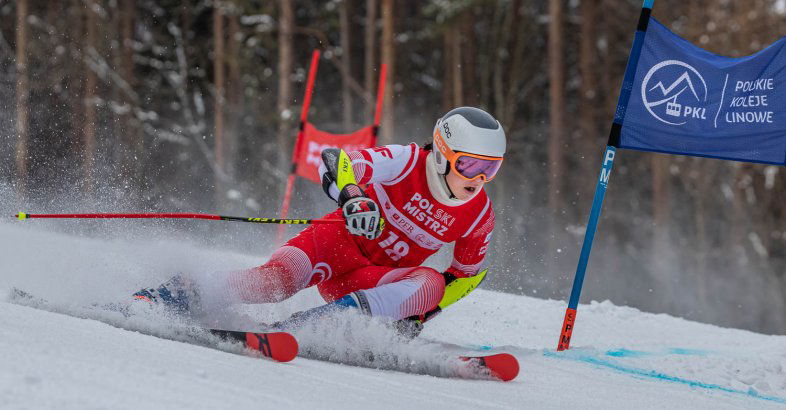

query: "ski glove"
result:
(340, 184), (384, 240)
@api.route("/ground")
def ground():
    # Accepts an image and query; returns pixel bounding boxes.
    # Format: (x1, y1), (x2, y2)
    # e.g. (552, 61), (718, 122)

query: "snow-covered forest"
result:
(2, 0), (786, 336)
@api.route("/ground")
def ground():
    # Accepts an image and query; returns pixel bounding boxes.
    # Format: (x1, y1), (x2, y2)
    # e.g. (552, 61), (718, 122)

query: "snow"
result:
(1, 222), (786, 409)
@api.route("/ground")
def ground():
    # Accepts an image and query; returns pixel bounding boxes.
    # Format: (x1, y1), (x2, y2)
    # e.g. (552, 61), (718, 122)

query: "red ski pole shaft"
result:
(14, 212), (343, 225)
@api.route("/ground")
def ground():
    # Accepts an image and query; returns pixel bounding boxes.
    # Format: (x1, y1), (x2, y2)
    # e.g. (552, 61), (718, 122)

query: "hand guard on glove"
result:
(339, 184), (384, 240)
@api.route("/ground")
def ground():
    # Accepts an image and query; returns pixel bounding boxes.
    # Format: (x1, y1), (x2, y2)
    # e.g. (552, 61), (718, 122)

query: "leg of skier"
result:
(134, 212), (368, 313)
(132, 245), (317, 313)
(269, 264), (446, 333)
(134, 209), (445, 327)
(317, 266), (446, 320)
(218, 245), (318, 304)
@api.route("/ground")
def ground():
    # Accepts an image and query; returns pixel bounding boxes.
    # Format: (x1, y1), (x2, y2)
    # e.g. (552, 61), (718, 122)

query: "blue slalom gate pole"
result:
(557, 0), (655, 351)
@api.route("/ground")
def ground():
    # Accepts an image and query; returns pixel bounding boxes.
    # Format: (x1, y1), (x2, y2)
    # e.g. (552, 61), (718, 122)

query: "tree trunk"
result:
(480, 3), (505, 110)
(548, 0), (565, 213)
(462, 10), (478, 107)
(380, 0), (395, 143)
(442, 25), (453, 110)
(180, 0), (192, 47)
(687, 1), (706, 292)
(213, 3), (226, 205)
(578, 0), (599, 191)
(651, 155), (670, 252)
(277, 0), (294, 170)
(15, 0), (29, 199)
(731, 164), (751, 266)
(119, 0), (139, 190)
(66, 0), (85, 177)
(503, 0), (525, 130)
(340, 0), (354, 129)
(108, 1), (121, 183)
(451, 24), (464, 108)
(83, 0), (99, 194)
(598, 0), (616, 124)
(694, 158), (714, 310)
(364, 0), (378, 117)
(493, 1), (514, 116)
(547, 0), (566, 277)
(728, 0), (751, 265)
(227, 4), (242, 181)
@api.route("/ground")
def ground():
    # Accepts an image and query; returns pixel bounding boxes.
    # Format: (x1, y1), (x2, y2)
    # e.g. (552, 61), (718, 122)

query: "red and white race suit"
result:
(219, 144), (496, 320)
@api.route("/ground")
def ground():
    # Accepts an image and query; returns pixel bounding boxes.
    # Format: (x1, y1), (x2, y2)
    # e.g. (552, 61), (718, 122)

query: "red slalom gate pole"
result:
(14, 212), (343, 225)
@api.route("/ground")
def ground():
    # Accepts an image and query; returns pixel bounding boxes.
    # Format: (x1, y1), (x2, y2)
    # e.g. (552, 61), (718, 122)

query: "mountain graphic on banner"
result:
(648, 71), (701, 103)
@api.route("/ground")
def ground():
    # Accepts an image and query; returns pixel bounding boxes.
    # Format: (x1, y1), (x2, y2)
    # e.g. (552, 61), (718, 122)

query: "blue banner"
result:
(619, 18), (786, 165)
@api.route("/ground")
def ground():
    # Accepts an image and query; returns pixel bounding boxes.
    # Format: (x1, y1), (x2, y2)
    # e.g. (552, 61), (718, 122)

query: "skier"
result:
(134, 106), (506, 332)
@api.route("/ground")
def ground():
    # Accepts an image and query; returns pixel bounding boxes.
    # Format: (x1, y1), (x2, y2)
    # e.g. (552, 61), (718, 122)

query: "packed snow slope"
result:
(2, 221), (786, 409)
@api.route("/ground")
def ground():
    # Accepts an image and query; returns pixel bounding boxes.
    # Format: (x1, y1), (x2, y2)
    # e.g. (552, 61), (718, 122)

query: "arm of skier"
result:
(318, 148), (390, 239)
(446, 208), (496, 279)
(318, 143), (418, 202)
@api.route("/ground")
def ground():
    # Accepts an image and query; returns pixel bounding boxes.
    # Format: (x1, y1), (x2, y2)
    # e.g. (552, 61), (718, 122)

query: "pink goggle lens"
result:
(454, 155), (503, 180)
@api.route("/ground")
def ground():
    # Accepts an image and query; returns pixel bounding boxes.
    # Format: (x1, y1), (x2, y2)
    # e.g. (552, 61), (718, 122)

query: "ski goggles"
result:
(433, 129), (503, 182)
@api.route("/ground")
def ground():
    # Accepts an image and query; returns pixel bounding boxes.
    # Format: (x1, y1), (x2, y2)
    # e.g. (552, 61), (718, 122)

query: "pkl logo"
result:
(641, 60), (708, 126)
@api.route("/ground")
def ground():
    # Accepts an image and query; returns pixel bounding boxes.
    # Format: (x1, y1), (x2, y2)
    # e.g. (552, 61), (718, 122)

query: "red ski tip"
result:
(245, 332), (299, 363)
(461, 353), (520, 381)
(483, 353), (519, 382)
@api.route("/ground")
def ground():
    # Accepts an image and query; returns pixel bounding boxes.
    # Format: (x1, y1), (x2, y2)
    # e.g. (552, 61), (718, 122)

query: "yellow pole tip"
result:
(17, 212), (27, 221)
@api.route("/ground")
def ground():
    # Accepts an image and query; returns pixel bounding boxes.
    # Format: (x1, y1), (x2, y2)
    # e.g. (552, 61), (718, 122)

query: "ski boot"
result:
(132, 274), (200, 315)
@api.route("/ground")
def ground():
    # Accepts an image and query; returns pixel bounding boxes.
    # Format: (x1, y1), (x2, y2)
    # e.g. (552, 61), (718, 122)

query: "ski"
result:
(460, 353), (520, 382)
(8, 288), (299, 363)
(209, 329), (299, 363)
(9, 288), (517, 378)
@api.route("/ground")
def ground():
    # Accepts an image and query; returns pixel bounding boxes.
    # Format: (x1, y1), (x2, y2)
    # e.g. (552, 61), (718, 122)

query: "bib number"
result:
(378, 231), (410, 262)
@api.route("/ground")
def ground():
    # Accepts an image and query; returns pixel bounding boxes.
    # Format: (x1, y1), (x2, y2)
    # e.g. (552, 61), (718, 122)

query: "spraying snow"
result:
(2, 221), (786, 408)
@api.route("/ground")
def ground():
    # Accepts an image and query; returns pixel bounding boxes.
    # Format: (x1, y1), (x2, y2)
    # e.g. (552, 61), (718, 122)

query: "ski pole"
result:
(14, 212), (343, 225)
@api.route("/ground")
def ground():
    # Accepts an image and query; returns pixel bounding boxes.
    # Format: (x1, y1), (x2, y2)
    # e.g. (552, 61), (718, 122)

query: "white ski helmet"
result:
(431, 107), (506, 181)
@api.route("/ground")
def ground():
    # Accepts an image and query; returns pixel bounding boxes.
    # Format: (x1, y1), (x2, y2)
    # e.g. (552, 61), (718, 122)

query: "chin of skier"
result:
(134, 106), (505, 335)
